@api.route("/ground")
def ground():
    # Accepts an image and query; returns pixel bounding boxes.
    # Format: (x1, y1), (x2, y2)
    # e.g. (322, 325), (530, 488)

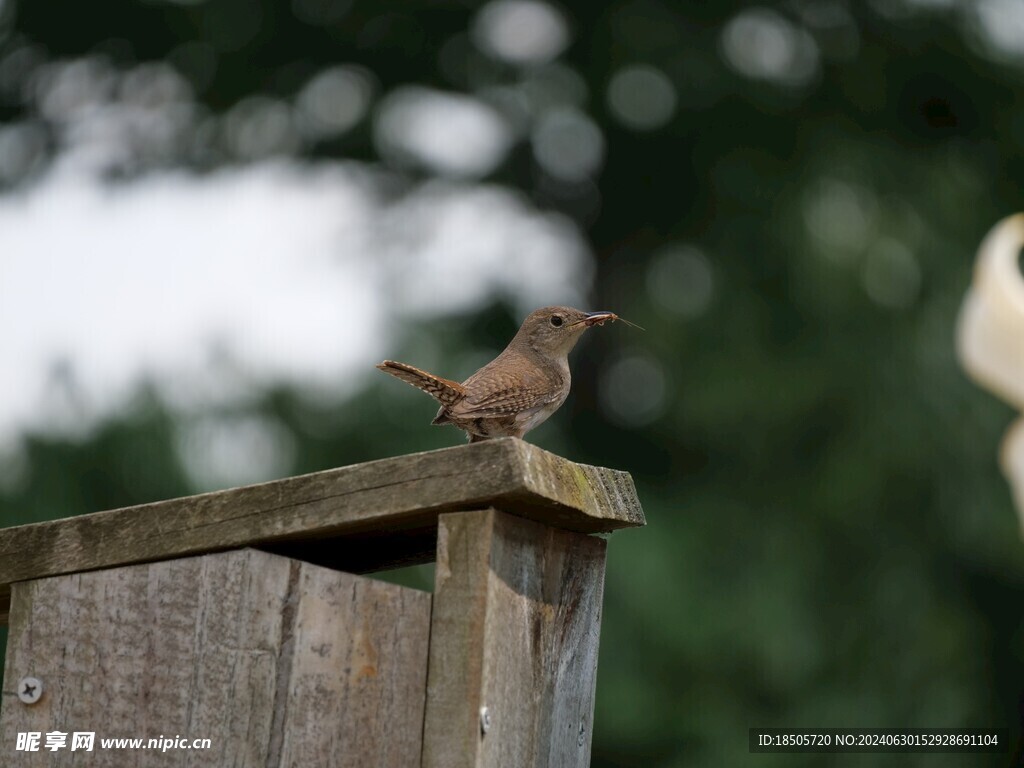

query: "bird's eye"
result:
(550, 315), (564, 327)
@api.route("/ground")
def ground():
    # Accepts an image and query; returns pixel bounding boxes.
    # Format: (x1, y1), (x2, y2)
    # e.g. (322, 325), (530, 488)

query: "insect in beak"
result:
(574, 311), (645, 330)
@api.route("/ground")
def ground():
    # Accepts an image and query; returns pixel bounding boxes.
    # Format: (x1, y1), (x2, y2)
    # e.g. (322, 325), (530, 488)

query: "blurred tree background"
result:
(2, 0), (1024, 765)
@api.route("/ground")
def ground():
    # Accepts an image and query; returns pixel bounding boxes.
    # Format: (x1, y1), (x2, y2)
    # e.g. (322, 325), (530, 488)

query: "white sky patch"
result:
(0, 162), (381, 441)
(377, 180), (590, 315)
(0, 159), (591, 451)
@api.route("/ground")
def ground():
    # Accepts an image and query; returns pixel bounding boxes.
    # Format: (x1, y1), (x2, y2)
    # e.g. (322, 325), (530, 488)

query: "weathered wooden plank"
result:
(274, 557), (431, 767)
(0, 549), (431, 767)
(0, 439), (643, 622)
(421, 511), (495, 767)
(421, 509), (607, 768)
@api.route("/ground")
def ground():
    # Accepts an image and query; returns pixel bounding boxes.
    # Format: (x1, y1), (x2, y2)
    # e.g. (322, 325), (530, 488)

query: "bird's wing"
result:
(454, 386), (561, 418)
(452, 365), (563, 418)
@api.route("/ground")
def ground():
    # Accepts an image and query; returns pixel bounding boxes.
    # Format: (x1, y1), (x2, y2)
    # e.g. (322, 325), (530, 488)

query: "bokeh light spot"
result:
(120, 63), (193, 109)
(33, 57), (116, 123)
(607, 65), (677, 131)
(472, 0), (569, 65)
(532, 107), (604, 181)
(378, 183), (593, 314)
(0, 44), (45, 99)
(296, 66), (375, 140)
(862, 238), (921, 309)
(803, 178), (878, 259)
(519, 63), (589, 112)
(720, 8), (820, 87)
(375, 87), (513, 177)
(600, 354), (667, 427)
(972, 0), (1024, 62)
(646, 245), (714, 317)
(224, 97), (298, 159)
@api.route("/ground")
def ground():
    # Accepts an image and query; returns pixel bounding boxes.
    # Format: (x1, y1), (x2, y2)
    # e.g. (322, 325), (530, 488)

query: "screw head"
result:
(479, 706), (491, 735)
(17, 677), (43, 705)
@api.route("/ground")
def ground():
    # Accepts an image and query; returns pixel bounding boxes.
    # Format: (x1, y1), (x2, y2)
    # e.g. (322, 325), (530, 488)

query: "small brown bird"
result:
(377, 306), (629, 442)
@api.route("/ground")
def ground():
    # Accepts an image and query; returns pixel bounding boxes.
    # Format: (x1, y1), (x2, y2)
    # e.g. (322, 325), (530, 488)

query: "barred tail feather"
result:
(376, 360), (465, 407)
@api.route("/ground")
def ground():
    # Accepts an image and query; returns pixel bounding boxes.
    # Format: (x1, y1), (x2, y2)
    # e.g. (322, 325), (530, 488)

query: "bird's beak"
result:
(575, 311), (618, 328)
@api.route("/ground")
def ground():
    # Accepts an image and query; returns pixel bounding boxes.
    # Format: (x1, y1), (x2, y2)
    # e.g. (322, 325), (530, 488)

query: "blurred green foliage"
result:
(2, 1), (1024, 766)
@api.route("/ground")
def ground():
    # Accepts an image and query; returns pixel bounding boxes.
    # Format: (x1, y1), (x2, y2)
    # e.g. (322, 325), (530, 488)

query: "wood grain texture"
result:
(0, 549), (431, 767)
(421, 509), (607, 768)
(0, 438), (643, 623)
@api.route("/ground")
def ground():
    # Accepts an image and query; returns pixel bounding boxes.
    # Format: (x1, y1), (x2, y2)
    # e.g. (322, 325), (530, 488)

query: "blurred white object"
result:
(958, 214), (1024, 408)
(957, 214), (1024, 526)
(1004, 422), (1024, 523)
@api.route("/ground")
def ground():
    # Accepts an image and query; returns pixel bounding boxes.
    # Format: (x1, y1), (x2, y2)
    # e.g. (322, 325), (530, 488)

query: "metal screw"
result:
(577, 722), (586, 747)
(17, 677), (43, 705)
(479, 706), (491, 735)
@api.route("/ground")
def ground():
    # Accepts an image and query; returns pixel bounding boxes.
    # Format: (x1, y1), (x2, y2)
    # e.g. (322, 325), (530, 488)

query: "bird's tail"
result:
(376, 360), (466, 407)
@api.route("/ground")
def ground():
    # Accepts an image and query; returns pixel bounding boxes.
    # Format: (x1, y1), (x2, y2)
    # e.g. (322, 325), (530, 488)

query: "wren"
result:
(377, 306), (627, 442)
